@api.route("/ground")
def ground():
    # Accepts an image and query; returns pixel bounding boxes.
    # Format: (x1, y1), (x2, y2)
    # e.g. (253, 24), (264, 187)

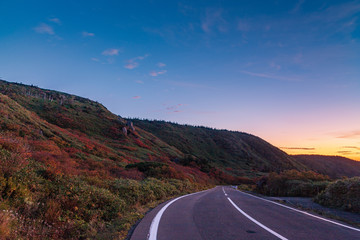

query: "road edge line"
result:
(147, 188), (211, 240)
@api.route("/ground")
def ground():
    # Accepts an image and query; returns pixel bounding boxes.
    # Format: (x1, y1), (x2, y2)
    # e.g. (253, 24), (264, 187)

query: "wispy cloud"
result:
(125, 62), (138, 69)
(337, 150), (353, 155)
(124, 54), (148, 69)
(132, 96), (141, 99)
(341, 146), (360, 150)
(240, 70), (300, 82)
(102, 48), (120, 56)
(280, 147), (316, 150)
(149, 70), (167, 77)
(304, 1), (360, 35)
(201, 8), (227, 33)
(237, 20), (250, 32)
(290, 0), (305, 14)
(269, 61), (281, 70)
(34, 23), (54, 35)
(316, 2), (360, 23)
(164, 103), (186, 113)
(91, 57), (100, 62)
(135, 80), (144, 84)
(157, 62), (166, 67)
(293, 53), (303, 64)
(337, 130), (360, 139)
(49, 18), (61, 25)
(82, 31), (95, 37)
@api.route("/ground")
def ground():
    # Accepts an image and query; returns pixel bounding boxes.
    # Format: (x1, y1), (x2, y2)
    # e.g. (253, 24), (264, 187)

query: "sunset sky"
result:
(1, 0), (359, 160)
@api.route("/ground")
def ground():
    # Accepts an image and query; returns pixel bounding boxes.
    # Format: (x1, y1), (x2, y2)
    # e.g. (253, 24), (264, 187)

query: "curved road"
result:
(131, 186), (360, 240)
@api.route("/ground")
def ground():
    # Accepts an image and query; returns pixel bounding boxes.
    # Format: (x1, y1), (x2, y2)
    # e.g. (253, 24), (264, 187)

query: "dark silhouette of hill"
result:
(293, 155), (360, 179)
(129, 119), (306, 176)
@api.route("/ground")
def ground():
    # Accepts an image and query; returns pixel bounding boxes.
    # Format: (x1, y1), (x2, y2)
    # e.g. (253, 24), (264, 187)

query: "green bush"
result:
(256, 170), (330, 197)
(315, 177), (360, 213)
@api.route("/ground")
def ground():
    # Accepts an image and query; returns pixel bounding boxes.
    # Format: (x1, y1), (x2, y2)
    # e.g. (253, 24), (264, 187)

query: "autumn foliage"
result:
(315, 177), (360, 213)
(256, 170), (330, 197)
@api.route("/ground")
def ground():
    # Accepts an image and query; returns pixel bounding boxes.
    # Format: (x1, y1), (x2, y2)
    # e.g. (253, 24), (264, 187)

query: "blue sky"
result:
(1, 0), (360, 159)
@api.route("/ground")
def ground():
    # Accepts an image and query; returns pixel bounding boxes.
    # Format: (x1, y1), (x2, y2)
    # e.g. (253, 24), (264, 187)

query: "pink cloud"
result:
(49, 18), (61, 25)
(132, 96), (141, 99)
(240, 70), (300, 82)
(237, 20), (249, 32)
(269, 61), (281, 70)
(125, 62), (139, 69)
(149, 70), (167, 77)
(124, 55), (148, 70)
(102, 48), (120, 56)
(337, 130), (360, 139)
(164, 103), (185, 113)
(82, 31), (95, 37)
(34, 23), (54, 35)
(157, 62), (166, 67)
(280, 147), (315, 150)
(149, 71), (158, 77)
(201, 8), (227, 33)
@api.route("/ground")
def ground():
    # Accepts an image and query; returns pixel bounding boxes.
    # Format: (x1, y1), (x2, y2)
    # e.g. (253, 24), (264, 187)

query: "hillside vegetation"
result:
(293, 155), (360, 179)
(0, 80), (213, 238)
(1, 79), (358, 238)
(315, 177), (360, 213)
(130, 119), (306, 177)
(256, 169), (330, 197)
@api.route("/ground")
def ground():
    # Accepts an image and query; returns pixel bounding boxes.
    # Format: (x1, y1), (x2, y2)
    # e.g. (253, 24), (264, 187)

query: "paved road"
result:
(130, 186), (360, 240)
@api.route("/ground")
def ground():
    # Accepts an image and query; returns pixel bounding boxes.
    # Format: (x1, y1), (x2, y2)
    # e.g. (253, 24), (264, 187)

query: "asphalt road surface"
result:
(130, 186), (360, 240)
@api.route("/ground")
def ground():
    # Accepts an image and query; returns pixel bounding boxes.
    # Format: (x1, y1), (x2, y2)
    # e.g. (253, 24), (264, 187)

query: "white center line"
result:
(222, 186), (227, 196)
(227, 197), (288, 240)
(237, 190), (360, 232)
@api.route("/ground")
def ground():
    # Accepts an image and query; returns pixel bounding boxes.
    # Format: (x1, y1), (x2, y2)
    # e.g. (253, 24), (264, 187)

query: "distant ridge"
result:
(293, 154), (360, 179)
(129, 119), (307, 176)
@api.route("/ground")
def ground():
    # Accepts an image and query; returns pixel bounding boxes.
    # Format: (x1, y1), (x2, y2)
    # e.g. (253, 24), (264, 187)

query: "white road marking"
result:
(237, 190), (360, 232)
(148, 189), (209, 240)
(227, 197), (288, 240)
(222, 186), (227, 195)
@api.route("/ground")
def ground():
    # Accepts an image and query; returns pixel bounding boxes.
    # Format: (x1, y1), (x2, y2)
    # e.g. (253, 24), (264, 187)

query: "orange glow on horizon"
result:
(273, 137), (360, 161)
(280, 148), (360, 161)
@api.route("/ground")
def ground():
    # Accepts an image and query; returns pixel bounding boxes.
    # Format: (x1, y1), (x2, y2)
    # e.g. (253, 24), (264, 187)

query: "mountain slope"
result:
(0, 80), (212, 238)
(0, 79), (307, 179)
(130, 119), (306, 176)
(0, 80), (215, 183)
(293, 155), (360, 179)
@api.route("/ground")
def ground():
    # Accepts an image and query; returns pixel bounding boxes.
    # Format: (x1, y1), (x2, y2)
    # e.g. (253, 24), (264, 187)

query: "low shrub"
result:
(315, 177), (360, 213)
(0, 158), (210, 239)
(256, 170), (330, 197)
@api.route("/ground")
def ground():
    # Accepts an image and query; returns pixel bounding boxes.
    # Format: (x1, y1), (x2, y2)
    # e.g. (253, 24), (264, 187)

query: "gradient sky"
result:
(1, 0), (360, 160)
